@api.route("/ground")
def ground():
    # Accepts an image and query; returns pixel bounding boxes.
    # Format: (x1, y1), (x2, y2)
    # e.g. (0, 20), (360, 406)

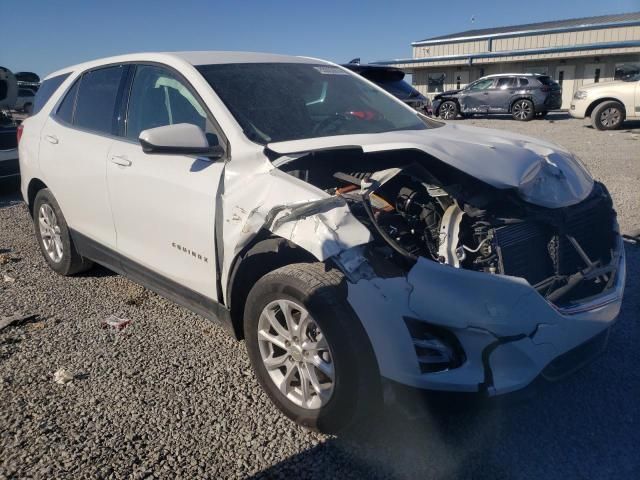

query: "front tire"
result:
(439, 101), (459, 120)
(591, 101), (625, 130)
(244, 263), (379, 434)
(33, 189), (93, 276)
(511, 99), (535, 121)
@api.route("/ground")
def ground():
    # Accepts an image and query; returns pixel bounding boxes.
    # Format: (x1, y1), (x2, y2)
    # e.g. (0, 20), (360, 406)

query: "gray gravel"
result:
(1, 115), (639, 479)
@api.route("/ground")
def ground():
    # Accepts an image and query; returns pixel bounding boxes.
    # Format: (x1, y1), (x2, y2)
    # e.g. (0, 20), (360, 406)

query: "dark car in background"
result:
(342, 59), (430, 113)
(433, 73), (561, 121)
(15, 71), (41, 92)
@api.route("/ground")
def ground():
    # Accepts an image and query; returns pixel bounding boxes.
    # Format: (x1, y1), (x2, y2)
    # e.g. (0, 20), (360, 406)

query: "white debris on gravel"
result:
(100, 314), (132, 331)
(53, 369), (74, 385)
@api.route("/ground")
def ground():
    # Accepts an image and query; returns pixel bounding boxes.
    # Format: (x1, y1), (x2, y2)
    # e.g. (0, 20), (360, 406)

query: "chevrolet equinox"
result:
(19, 52), (625, 433)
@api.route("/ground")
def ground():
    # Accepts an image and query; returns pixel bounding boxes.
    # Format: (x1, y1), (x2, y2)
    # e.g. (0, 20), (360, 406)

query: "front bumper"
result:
(569, 98), (589, 118)
(432, 99), (442, 115)
(345, 236), (625, 396)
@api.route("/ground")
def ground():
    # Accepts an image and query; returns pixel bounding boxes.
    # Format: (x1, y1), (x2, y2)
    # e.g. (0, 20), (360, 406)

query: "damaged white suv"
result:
(19, 52), (625, 433)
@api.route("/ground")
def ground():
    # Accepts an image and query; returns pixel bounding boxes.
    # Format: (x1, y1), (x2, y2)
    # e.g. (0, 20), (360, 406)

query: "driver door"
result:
(459, 78), (495, 113)
(106, 64), (226, 300)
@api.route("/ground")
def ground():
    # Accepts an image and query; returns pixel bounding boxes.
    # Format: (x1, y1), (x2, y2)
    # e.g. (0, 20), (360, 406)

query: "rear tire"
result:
(511, 99), (535, 121)
(33, 189), (93, 276)
(439, 101), (459, 120)
(591, 101), (625, 130)
(243, 263), (380, 434)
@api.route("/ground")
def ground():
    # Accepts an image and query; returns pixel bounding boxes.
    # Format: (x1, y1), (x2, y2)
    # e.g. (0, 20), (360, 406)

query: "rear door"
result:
(488, 77), (516, 112)
(106, 64), (226, 299)
(38, 65), (129, 248)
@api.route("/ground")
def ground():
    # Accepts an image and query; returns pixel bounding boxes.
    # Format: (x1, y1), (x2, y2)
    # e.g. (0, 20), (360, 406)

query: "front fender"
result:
(219, 151), (372, 304)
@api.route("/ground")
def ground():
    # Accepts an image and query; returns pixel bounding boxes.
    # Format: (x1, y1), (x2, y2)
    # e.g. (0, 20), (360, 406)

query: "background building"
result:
(375, 12), (640, 109)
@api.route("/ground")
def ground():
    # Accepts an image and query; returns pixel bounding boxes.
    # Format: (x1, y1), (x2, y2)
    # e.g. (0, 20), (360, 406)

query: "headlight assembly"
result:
(574, 90), (588, 100)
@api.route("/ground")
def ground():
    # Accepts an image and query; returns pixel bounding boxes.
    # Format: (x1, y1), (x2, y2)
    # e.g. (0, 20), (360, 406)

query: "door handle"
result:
(483, 92), (490, 95)
(111, 155), (132, 167)
(45, 134), (58, 144)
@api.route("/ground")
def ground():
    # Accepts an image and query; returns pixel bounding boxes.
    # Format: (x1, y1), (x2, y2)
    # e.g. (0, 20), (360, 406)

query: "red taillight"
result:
(16, 124), (23, 144)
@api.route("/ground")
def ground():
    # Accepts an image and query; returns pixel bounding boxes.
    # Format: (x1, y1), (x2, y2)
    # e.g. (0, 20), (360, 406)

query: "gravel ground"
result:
(1, 115), (639, 479)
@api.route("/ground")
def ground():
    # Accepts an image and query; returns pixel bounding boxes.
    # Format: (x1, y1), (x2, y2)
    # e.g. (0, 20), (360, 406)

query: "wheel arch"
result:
(437, 98), (460, 114)
(509, 95), (534, 112)
(27, 178), (48, 217)
(226, 232), (317, 339)
(585, 97), (626, 118)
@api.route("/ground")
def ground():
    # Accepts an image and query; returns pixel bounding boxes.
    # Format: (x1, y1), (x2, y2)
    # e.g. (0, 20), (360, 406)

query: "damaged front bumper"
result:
(343, 236), (626, 396)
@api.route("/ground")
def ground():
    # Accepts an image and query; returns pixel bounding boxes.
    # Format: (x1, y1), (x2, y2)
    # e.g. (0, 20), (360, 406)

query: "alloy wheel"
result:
(38, 204), (63, 263)
(600, 107), (621, 128)
(513, 100), (532, 120)
(257, 299), (335, 409)
(440, 102), (456, 120)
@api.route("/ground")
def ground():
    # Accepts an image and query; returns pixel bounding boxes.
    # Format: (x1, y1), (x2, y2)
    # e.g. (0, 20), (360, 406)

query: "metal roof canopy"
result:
(374, 40), (640, 67)
(413, 11), (640, 45)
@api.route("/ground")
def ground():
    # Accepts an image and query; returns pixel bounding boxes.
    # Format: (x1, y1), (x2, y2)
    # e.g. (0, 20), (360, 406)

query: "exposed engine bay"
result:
(278, 149), (618, 307)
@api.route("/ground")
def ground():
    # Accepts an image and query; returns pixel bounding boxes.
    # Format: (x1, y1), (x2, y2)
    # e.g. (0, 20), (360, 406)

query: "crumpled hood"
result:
(433, 89), (462, 100)
(267, 123), (594, 208)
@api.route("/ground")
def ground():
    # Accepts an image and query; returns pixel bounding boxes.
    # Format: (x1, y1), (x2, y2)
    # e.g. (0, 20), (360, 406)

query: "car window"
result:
(74, 66), (126, 135)
(55, 79), (80, 124)
(519, 78), (530, 87)
(32, 73), (70, 115)
(197, 63), (426, 144)
(126, 65), (210, 142)
(537, 75), (557, 86)
(495, 77), (515, 89)
(468, 79), (494, 91)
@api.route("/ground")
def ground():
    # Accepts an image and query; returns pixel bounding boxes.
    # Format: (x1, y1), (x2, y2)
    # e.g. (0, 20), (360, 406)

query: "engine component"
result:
(328, 165), (616, 306)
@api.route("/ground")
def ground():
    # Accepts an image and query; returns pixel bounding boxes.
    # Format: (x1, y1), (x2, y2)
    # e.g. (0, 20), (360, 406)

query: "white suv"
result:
(570, 68), (640, 130)
(19, 52), (625, 433)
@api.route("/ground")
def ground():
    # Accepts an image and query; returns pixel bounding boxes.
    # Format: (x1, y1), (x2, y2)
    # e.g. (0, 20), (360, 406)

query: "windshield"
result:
(196, 63), (427, 144)
(615, 64), (640, 81)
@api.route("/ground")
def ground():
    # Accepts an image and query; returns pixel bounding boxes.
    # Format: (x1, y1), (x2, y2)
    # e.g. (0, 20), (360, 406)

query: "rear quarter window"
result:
(32, 73), (70, 115)
(537, 76), (557, 86)
(55, 79), (80, 124)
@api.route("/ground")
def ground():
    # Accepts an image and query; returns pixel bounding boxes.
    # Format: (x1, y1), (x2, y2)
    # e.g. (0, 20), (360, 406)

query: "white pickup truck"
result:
(570, 69), (640, 130)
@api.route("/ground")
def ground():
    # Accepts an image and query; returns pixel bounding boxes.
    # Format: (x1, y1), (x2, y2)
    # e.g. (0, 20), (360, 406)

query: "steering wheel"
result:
(311, 113), (355, 136)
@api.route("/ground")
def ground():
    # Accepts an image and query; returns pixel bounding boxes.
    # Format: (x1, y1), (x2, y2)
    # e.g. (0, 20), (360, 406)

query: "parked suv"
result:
(433, 73), (561, 121)
(19, 52), (624, 433)
(569, 68), (640, 130)
(342, 60), (429, 113)
(15, 88), (36, 113)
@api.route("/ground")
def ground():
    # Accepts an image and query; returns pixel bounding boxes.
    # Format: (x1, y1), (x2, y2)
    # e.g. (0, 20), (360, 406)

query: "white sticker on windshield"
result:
(314, 66), (349, 75)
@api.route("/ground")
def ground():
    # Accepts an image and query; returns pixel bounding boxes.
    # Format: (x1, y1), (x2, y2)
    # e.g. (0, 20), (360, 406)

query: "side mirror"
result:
(139, 123), (224, 159)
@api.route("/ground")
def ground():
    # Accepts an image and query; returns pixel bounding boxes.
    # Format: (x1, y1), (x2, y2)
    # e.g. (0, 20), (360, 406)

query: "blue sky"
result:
(2, 0), (638, 77)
